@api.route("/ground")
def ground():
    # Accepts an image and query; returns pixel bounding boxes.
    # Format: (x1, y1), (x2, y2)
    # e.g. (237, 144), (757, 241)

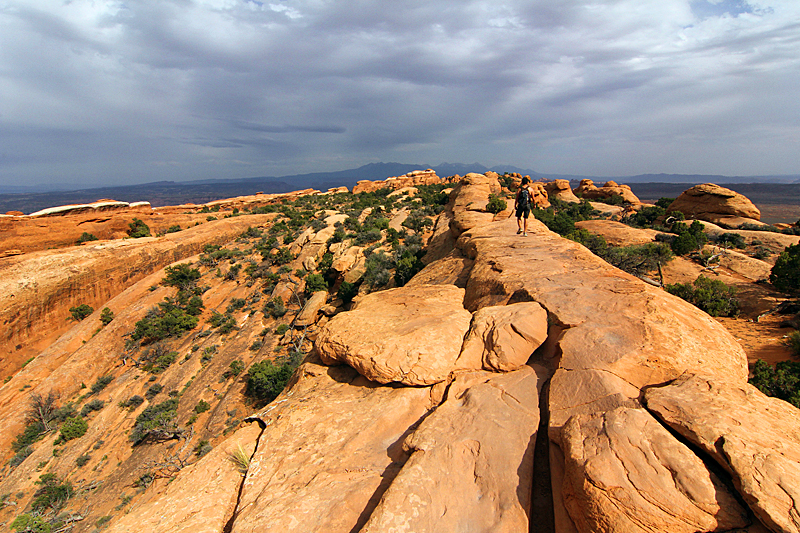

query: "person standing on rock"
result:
(515, 176), (532, 236)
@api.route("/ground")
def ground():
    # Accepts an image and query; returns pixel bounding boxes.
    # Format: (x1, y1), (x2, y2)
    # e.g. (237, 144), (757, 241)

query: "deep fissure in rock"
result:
(222, 419), (266, 533)
(530, 377), (556, 533)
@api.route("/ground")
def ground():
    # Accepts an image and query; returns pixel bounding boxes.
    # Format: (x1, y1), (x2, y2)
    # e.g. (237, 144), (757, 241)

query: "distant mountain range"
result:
(1, 162), (799, 214)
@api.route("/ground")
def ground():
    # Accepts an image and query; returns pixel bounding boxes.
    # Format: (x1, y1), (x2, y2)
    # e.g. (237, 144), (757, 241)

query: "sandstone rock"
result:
(449, 173), (501, 236)
(389, 209), (409, 231)
(574, 220), (661, 247)
(573, 179), (640, 204)
(588, 201), (625, 216)
(106, 423), (263, 533)
(407, 251), (473, 288)
(314, 284), (472, 385)
(645, 374), (800, 533)
(544, 180), (580, 203)
(456, 302), (548, 372)
(361, 366), (544, 533)
(295, 291), (328, 327)
(562, 406), (748, 533)
(667, 183), (761, 222)
(230, 361), (432, 532)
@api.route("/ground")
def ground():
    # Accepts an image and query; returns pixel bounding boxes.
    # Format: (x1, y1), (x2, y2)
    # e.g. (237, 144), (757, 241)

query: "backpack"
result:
(517, 187), (530, 209)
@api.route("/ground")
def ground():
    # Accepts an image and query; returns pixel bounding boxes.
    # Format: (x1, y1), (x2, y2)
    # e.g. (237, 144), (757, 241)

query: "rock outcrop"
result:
(573, 179), (641, 204)
(352, 169), (455, 194)
(667, 183), (761, 225)
(544, 179), (581, 203)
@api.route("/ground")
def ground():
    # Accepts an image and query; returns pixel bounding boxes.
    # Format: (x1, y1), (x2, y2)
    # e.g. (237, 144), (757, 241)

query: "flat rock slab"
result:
(645, 374), (800, 533)
(315, 284), (473, 385)
(562, 407), (748, 533)
(457, 302), (548, 372)
(295, 290), (328, 326)
(361, 366), (544, 533)
(231, 362), (432, 533)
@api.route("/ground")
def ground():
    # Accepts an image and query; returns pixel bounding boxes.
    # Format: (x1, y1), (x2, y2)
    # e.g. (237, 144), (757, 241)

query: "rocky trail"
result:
(1, 172), (799, 532)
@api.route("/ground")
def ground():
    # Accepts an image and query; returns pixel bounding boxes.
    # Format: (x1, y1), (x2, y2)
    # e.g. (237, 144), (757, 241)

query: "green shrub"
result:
(59, 417), (88, 442)
(90, 375), (114, 395)
(80, 399), (104, 417)
(337, 281), (359, 304)
(162, 264), (201, 290)
(10, 513), (52, 532)
(394, 247), (424, 286)
(305, 273), (328, 293)
(665, 275), (739, 317)
(13, 421), (47, 453)
(625, 205), (665, 228)
(603, 243), (674, 278)
(715, 232), (747, 249)
(787, 330), (800, 356)
(127, 218), (151, 238)
(194, 400), (211, 414)
(263, 297), (287, 318)
(750, 359), (800, 408)
(76, 232), (99, 245)
(69, 304), (94, 321)
(129, 398), (180, 444)
(165, 225), (181, 234)
(224, 360), (245, 379)
(76, 453), (91, 467)
(226, 298), (247, 313)
(486, 194), (507, 214)
(120, 395), (145, 410)
(275, 324), (289, 336)
(245, 358), (299, 406)
(363, 251), (394, 289)
(131, 304), (199, 345)
(100, 307), (114, 326)
(144, 351), (177, 374)
(9, 445), (33, 468)
(770, 244), (800, 293)
(145, 384), (163, 400)
(670, 220), (707, 256)
(655, 197), (675, 209)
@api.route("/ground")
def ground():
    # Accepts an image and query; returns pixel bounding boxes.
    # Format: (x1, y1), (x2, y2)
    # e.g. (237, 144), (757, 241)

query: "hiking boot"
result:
(516, 229), (522, 234)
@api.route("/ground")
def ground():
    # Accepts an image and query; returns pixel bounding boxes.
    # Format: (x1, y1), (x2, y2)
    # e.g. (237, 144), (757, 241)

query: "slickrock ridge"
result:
(667, 183), (762, 225)
(645, 374), (800, 533)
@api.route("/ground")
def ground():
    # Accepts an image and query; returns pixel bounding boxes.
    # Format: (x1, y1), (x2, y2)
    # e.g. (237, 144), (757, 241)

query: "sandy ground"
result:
(717, 314), (796, 368)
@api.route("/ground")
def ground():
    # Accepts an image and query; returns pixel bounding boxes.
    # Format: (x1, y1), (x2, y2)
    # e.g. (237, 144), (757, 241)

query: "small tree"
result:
(69, 304), (94, 321)
(100, 307), (114, 326)
(486, 194), (507, 214)
(770, 244), (800, 293)
(127, 218), (151, 238)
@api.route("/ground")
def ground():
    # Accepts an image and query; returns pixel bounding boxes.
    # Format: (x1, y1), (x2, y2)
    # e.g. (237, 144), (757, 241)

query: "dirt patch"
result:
(716, 314), (796, 367)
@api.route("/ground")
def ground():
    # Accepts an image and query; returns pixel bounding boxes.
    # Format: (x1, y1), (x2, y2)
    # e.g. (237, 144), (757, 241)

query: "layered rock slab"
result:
(645, 374), (800, 533)
(105, 423), (263, 533)
(315, 284), (473, 385)
(230, 361), (433, 532)
(456, 302), (549, 372)
(361, 366), (544, 533)
(562, 406), (748, 533)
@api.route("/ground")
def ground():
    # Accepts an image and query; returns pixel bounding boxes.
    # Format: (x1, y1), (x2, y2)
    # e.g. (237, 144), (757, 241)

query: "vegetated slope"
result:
(2, 173), (799, 533)
(0, 180), (451, 531)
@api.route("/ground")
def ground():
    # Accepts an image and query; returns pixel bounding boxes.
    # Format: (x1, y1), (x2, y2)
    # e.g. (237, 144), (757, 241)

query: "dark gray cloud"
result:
(0, 0), (798, 189)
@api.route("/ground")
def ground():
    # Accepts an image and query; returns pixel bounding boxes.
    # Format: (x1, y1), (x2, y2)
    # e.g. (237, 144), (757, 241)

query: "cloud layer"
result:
(1, 0), (798, 187)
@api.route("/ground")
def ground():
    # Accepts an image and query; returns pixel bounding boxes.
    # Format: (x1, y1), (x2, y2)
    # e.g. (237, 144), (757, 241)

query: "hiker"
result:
(515, 176), (532, 236)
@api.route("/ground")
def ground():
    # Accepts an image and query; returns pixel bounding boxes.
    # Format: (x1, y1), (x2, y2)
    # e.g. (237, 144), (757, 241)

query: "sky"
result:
(1, 0), (799, 189)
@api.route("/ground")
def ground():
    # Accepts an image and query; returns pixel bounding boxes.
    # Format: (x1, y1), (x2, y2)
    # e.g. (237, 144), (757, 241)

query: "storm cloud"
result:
(1, 0), (798, 188)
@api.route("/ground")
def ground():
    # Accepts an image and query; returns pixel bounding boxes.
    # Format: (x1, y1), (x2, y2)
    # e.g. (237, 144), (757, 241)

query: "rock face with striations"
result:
(666, 183), (761, 225)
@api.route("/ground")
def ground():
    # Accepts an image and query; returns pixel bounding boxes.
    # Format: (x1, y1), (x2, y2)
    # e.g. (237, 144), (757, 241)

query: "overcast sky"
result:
(1, 0), (799, 188)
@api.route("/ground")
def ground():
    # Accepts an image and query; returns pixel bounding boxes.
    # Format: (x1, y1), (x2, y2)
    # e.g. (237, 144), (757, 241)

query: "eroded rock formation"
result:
(667, 183), (762, 226)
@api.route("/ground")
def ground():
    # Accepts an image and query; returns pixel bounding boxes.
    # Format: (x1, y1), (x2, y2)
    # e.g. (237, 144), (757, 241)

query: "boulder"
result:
(544, 180), (581, 203)
(562, 407), (748, 533)
(314, 284), (473, 385)
(361, 366), (544, 533)
(666, 183), (761, 222)
(456, 302), (549, 372)
(645, 374), (800, 533)
(531, 182), (551, 209)
(294, 291), (328, 327)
